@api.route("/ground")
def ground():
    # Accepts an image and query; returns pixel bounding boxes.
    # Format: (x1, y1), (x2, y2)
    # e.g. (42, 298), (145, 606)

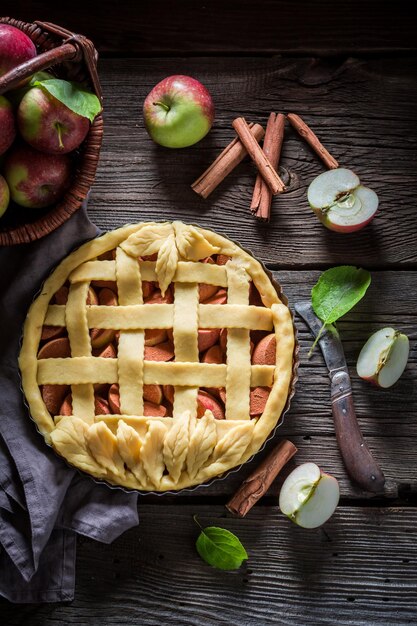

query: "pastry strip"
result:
(115, 247), (145, 415)
(172, 282), (199, 418)
(65, 281), (95, 422)
(70, 259), (228, 288)
(45, 303), (273, 331)
(38, 358), (275, 388)
(70, 260), (115, 283)
(224, 262), (251, 420)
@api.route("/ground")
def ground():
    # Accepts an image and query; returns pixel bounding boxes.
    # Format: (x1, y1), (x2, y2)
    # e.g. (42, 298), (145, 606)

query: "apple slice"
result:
(198, 329), (220, 352)
(95, 396), (111, 416)
(162, 384), (174, 405)
(143, 384), (163, 405)
(144, 401), (167, 417)
(90, 288), (117, 349)
(145, 287), (173, 304)
(249, 386), (270, 416)
(279, 462), (340, 529)
(307, 168), (379, 233)
(197, 390), (225, 420)
(216, 254), (231, 266)
(145, 328), (167, 346)
(199, 283), (219, 302)
(59, 394), (73, 416)
(144, 341), (174, 362)
(252, 333), (276, 365)
(357, 327), (409, 388)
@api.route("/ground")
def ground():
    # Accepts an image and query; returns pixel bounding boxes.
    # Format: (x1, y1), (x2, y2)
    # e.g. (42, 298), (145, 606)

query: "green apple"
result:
(143, 75), (214, 148)
(279, 462), (340, 528)
(357, 327), (409, 388)
(0, 175), (10, 217)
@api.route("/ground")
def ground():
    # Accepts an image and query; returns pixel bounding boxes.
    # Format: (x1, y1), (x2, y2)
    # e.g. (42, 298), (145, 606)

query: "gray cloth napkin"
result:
(0, 203), (139, 603)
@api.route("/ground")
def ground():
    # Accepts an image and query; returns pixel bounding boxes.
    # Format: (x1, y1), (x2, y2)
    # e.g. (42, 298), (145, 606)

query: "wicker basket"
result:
(0, 18), (103, 246)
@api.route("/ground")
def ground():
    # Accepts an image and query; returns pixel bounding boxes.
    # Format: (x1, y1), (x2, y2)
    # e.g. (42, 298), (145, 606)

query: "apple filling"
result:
(37, 252), (275, 424)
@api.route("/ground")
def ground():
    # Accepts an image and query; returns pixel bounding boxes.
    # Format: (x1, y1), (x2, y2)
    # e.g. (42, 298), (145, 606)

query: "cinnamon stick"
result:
(250, 112), (286, 221)
(191, 123), (265, 199)
(287, 113), (339, 169)
(232, 117), (286, 195)
(226, 439), (298, 518)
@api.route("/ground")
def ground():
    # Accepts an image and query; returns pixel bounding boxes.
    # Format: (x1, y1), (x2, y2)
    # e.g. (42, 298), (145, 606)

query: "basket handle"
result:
(0, 20), (102, 100)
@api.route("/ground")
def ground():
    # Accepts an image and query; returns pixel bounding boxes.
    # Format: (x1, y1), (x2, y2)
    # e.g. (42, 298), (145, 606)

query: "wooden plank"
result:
(84, 57), (417, 268)
(2, 505), (416, 624)
(4, 1), (417, 54)
(193, 434), (415, 499)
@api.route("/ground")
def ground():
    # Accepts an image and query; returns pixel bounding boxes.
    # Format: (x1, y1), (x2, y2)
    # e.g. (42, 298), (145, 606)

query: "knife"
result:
(295, 301), (385, 494)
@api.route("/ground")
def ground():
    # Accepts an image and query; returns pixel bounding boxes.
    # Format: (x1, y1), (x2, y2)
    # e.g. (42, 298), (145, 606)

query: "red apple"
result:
(4, 144), (71, 208)
(17, 87), (90, 154)
(0, 24), (37, 81)
(0, 174), (10, 217)
(0, 95), (15, 155)
(143, 75), (214, 148)
(7, 70), (52, 108)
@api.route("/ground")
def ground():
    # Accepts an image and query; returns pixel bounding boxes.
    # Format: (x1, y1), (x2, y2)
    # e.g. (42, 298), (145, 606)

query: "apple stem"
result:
(193, 514), (203, 531)
(55, 123), (64, 149)
(308, 323), (327, 358)
(153, 101), (170, 112)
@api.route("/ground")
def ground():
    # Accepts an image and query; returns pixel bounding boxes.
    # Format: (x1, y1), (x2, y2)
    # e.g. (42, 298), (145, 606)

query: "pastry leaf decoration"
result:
(156, 232), (178, 296)
(50, 411), (254, 489)
(116, 420), (142, 466)
(120, 223), (172, 258)
(211, 422), (254, 469)
(50, 416), (101, 475)
(140, 421), (167, 488)
(121, 222), (221, 294)
(187, 410), (217, 479)
(163, 410), (191, 482)
(86, 422), (126, 478)
(173, 221), (220, 261)
(194, 516), (248, 571)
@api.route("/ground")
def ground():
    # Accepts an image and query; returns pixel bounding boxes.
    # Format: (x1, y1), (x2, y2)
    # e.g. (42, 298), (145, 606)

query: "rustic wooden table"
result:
(1, 2), (417, 624)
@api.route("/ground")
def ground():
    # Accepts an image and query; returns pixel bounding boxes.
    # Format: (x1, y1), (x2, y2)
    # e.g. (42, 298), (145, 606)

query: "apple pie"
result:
(19, 221), (296, 491)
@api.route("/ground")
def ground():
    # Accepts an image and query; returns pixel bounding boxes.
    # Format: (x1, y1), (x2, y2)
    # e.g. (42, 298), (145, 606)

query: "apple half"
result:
(307, 168), (379, 233)
(357, 327), (409, 388)
(279, 462), (340, 529)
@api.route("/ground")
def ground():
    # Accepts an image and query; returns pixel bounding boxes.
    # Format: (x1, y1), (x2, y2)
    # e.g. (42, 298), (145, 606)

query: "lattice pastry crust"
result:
(19, 222), (295, 491)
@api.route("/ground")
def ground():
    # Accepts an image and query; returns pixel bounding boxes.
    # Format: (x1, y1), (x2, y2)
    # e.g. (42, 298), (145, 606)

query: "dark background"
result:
(3, 0), (417, 55)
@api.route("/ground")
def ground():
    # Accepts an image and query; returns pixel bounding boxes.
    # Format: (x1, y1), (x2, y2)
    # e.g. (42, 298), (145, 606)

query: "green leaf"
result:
(309, 266), (371, 356)
(195, 519), (248, 570)
(312, 265), (371, 324)
(34, 78), (101, 122)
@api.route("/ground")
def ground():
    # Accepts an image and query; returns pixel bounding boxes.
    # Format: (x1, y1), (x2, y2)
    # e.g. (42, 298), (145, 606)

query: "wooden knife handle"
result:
(331, 370), (385, 493)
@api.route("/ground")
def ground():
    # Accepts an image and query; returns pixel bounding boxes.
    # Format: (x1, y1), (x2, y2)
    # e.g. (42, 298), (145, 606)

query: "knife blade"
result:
(295, 301), (385, 494)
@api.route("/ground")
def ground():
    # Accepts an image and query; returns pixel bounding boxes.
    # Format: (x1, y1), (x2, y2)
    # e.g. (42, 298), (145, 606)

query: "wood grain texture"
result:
(1, 505), (417, 625)
(2, 1), (417, 54)
(82, 56), (417, 267)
